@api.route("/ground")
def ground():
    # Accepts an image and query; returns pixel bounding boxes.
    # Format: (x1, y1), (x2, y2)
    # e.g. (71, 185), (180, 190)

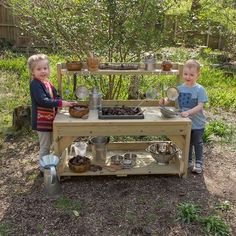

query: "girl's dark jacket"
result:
(30, 78), (62, 132)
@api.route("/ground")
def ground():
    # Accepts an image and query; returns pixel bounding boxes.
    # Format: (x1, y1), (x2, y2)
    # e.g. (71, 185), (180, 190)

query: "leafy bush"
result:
(200, 215), (230, 236)
(203, 120), (233, 143)
(176, 202), (200, 223)
(176, 202), (231, 235)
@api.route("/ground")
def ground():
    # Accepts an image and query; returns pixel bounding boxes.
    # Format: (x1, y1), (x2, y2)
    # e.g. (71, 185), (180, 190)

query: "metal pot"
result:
(89, 136), (109, 163)
(40, 154), (61, 197)
(44, 165), (62, 197)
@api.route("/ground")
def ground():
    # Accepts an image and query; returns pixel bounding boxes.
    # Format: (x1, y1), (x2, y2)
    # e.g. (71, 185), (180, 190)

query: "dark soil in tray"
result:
(98, 106), (144, 119)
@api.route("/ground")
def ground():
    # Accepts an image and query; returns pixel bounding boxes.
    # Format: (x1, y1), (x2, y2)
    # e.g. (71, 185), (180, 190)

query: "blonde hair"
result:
(27, 54), (49, 74)
(184, 59), (201, 72)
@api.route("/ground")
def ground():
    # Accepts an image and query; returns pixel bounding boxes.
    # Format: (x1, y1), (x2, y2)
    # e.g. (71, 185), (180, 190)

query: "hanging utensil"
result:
(134, 87), (159, 110)
(65, 73), (70, 95)
(160, 87), (180, 117)
(166, 86), (180, 110)
(73, 72), (77, 98)
(75, 86), (89, 100)
(166, 87), (179, 101)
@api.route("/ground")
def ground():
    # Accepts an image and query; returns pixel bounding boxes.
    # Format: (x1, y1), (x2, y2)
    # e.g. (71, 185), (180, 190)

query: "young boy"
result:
(28, 54), (75, 174)
(160, 59), (208, 174)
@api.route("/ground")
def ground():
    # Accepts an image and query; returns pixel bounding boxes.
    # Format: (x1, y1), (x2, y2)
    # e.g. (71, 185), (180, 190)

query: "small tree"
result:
(7, 0), (174, 98)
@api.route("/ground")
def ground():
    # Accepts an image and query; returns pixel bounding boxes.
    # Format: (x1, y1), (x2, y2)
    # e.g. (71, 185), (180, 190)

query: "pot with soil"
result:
(161, 60), (173, 71)
(68, 155), (91, 173)
(66, 61), (83, 71)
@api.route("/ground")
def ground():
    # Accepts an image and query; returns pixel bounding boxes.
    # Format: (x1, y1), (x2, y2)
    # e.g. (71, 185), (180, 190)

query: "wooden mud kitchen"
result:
(54, 62), (191, 178)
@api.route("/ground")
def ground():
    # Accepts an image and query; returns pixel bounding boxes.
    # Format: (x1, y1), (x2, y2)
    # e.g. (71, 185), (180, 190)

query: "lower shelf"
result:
(57, 149), (184, 177)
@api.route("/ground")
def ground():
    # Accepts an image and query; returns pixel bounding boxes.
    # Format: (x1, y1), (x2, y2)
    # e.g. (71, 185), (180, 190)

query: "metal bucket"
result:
(89, 136), (109, 163)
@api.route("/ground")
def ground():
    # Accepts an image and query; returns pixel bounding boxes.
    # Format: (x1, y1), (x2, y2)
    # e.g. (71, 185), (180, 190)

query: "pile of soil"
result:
(0, 109), (235, 236)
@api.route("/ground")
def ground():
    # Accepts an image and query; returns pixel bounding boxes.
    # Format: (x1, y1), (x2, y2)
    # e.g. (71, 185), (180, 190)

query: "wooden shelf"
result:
(58, 148), (183, 178)
(60, 68), (179, 76)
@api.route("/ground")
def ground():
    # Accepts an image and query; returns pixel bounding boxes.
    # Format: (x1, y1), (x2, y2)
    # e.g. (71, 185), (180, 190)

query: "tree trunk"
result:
(12, 105), (31, 131)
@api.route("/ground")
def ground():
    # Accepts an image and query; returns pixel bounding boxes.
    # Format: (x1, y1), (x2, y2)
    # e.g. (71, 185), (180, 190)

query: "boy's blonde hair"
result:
(27, 54), (49, 74)
(184, 59), (201, 72)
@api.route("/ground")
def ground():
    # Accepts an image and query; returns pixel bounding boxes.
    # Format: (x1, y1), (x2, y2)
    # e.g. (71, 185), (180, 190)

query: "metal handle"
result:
(49, 166), (57, 184)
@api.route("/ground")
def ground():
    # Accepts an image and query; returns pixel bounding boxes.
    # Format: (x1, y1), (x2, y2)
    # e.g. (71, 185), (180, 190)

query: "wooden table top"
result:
(54, 107), (191, 125)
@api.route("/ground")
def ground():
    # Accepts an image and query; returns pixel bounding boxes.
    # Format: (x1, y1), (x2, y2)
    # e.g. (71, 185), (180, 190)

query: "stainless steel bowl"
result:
(146, 142), (178, 165)
(160, 107), (179, 118)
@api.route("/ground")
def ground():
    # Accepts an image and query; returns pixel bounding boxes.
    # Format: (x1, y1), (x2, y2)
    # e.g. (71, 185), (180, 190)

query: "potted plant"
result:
(161, 60), (173, 71)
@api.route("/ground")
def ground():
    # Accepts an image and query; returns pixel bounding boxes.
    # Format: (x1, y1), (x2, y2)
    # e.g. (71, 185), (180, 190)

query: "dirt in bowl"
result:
(73, 106), (87, 111)
(70, 155), (90, 166)
(68, 155), (91, 173)
(69, 105), (89, 118)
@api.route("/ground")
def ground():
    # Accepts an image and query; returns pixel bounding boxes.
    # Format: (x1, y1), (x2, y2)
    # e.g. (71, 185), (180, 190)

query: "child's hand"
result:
(180, 111), (190, 117)
(62, 101), (76, 107)
(159, 97), (168, 106)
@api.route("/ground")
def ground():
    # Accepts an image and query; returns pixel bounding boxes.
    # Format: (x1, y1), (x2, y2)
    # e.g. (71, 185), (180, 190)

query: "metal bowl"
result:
(160, 107), (179, 118)
(121, 153), (137, 168)
(146, 142), (178, 165)
(110, 155), (123, 165)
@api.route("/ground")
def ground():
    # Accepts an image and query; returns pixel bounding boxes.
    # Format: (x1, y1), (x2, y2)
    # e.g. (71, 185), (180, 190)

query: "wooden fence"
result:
(0, 2), (18, 42)
(0, 2), (31, 48)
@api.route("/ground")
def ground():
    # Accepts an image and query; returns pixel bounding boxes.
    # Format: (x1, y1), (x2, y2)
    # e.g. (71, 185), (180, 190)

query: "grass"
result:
(176, 202), (200, 223)
(176, 201), (231, 236)
(0, 223), (12, 236)
(53, 196), (82, 217)
(214, 200), (232, 212)
(203, 120), (233, 143)
(200, 215), (230, 236)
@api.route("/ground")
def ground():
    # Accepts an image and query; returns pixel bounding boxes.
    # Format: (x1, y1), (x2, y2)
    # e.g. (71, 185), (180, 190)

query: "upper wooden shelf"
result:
(60, 68), (179, 76)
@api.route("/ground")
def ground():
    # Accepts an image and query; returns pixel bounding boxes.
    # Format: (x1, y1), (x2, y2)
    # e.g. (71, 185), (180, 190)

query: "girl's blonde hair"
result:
(184, 59), (201, 72)
(27, 54), (49, 74)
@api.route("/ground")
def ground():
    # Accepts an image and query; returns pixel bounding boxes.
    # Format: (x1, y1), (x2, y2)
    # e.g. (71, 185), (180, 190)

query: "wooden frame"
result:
(54, 64), (191, 178)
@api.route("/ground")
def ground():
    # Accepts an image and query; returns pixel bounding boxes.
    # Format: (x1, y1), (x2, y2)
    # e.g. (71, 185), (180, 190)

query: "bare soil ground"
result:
(0, 110), (235, 236)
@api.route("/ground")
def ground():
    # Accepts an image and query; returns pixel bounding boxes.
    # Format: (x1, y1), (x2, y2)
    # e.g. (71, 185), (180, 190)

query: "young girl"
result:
(160, 59), (208, 174)
(28, 54), (75, 174)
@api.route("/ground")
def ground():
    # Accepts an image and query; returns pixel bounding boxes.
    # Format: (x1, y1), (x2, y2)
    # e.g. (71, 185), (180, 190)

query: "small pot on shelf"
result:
(87, 57), (100, 71)
(66, 61), (83, 71)
(161, 60), (173, 71)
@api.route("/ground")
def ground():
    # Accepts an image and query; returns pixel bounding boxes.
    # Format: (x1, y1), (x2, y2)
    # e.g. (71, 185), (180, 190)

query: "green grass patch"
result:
(176, 202), (200, 223)
(176, 201), (231, 235)
(53, 196), (82, 217)
(203, 120), (233, 143)
(200, 215), (230, 236)
(0, 223), (13, 236)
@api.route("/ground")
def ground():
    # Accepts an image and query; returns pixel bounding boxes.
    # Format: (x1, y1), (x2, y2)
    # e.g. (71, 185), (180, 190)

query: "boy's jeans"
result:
(37, 131), (53, 170)
(189, 129), (205, 166)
